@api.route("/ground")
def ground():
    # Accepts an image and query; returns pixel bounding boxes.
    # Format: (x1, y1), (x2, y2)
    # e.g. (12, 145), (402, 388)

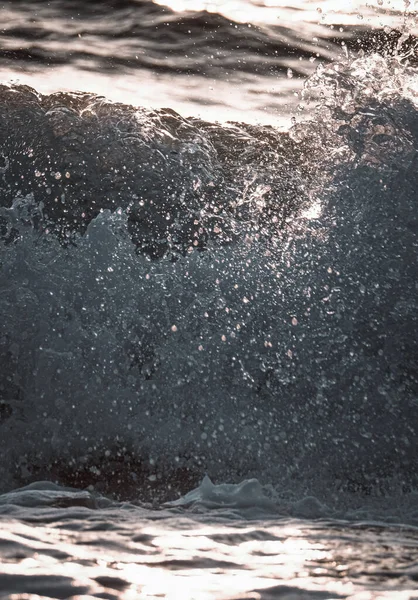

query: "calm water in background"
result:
(0, 0), (416, 123)
(1, 1), (418, 598)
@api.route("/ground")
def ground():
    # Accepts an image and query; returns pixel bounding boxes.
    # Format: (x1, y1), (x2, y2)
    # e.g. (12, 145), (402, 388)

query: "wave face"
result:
(0, 53), (417, 504)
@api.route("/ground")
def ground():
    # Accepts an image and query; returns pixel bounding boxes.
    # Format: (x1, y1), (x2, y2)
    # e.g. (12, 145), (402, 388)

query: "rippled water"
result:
(1, 483), (418, 599)
(1, 1), (418, 598)
(1, 0), (417, 123)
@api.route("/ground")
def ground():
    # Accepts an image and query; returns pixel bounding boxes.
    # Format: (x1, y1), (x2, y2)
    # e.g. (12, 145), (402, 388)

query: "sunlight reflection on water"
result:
(155, 0), (417, 28)
(0, 65), (300, 126)
(1, 513), (418, 599)
(0, 0), (416, 125)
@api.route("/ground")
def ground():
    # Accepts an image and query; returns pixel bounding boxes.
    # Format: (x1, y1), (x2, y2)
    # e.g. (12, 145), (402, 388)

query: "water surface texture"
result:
(0, 1), (418, 598)
(1, 0), (417, 122)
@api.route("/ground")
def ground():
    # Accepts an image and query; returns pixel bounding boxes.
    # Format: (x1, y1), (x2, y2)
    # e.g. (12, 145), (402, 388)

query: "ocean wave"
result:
(0, 52), (417, 508)
(2, 0), (416, 126)
(0, 0), (335, 77)
(2, 0), (416, 78)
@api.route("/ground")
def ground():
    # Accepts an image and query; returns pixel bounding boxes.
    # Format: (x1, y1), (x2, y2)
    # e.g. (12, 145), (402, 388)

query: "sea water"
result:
(0, 1), (418, 598)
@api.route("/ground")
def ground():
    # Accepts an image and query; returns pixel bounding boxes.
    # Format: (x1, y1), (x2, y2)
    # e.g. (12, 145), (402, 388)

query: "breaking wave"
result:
(0, 52), (417, 508)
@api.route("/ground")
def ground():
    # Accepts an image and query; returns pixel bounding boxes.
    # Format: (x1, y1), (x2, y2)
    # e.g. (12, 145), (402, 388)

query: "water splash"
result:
(0, 52), (417, 508)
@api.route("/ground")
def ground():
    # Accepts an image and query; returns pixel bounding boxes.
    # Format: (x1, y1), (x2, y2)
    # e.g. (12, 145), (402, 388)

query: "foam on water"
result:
(0, 52), (417, 519)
